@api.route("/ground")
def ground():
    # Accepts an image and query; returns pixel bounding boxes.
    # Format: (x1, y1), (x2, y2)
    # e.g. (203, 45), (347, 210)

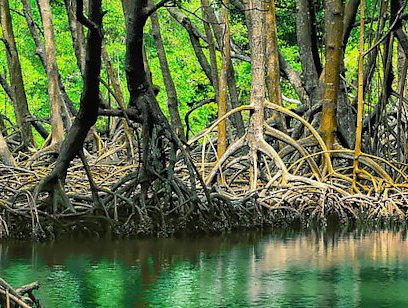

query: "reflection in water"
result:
(0, 229), (408, 307)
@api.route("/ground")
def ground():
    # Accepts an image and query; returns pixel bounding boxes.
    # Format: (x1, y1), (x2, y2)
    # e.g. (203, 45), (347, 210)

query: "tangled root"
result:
(189, 101), (408, 221)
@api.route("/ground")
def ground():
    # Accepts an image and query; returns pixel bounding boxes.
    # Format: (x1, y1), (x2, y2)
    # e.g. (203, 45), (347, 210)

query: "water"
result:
(1, 229), (408, 307)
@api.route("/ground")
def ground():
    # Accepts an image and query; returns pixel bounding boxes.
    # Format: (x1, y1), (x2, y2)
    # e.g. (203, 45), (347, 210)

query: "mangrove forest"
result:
(0, 0), (408, 234)
(2, 0), (408, 306)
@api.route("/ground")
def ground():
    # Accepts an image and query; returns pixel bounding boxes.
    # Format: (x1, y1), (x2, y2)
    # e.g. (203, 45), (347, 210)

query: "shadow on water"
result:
(1, 227), (408, 307)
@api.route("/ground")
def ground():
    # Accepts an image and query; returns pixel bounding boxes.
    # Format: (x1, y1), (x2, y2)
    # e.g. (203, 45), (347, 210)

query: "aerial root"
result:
(27, 142), (60, 166)
(2, 101), (408, 233)
(190, 101), (408, 220)
(0, 278), (40, 307)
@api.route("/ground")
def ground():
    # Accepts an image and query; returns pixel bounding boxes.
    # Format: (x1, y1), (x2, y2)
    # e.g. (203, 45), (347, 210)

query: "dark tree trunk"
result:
(150, 8), (185, 140)
(64, 0), (87, 75)
(391, 0), (408, 55)
(297, 0), (320, 105)
(121, 0), (209, 206)
(122, 0), (162, 192)
(37, 0), (103, 211)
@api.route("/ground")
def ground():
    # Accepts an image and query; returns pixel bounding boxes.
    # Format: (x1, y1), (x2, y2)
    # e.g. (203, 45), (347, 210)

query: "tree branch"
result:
(145, 0), (173, 17)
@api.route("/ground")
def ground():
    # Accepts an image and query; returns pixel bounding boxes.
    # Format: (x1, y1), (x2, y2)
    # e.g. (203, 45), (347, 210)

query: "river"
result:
(1, 228), (408, 307)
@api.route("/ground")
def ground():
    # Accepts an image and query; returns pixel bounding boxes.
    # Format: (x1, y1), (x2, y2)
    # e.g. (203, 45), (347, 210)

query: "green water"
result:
(1, 229), (408, 307)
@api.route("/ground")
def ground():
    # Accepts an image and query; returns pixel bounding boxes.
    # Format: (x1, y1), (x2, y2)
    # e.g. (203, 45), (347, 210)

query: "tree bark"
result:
(336, 0), (360, 148)
(200, 0), (219, 101)
(217, 0), (230, 161)
(0, 0), (35, 148)
(206, 3), (245, 135)
(266, 0), (286, 131)
(248, 0), (266, 190)
(0, 130), (16, 167)
(121, 0), (204, 203)
(150, 8), (184, 140)
(36, 0), (66, 146)
(319, 0), (344, 149)
(21, 0), (77, 119)
(64, 0), (87, 75)
(38, 0), (103, 211)
(297, 0), (320, 105)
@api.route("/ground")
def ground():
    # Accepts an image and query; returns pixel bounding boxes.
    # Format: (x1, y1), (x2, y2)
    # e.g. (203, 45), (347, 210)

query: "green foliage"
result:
(0, 0), (364, 143)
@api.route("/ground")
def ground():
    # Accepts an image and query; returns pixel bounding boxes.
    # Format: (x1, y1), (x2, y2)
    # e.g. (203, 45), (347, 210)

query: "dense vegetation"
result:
(0, 0), (408, 251)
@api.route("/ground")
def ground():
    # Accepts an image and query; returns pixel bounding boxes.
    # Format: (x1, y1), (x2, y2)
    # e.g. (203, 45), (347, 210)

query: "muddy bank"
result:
(3, 197), (407, 240)
(3, 201), (298, 240)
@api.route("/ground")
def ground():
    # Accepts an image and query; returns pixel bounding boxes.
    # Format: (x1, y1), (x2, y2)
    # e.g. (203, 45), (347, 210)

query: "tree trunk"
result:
(206, 4), (245, 135)
(297, 0), (320, 105)
(168, 7), (245, 135)
(266, 0), (286, 131)
(248, 0), (266, 190)
(150, 9), (184, 140)
(391, 0), (408, 55)
(122, 0), (167, 197)
(319, 0), (344, 149)
(64, 0), (87, 75)
(36, 0), (66, 146)
(0, 131), (16, 167)
(336, 0), (360, 148)
(342, 0), (360, 47)
(0, 0), (35, 149)
(200, 0), (219, 101)
(38, 0), (103, 211)
(120, 0), (211, 207)
(217, 0), (230, 160)
(22, 0), (77, 120)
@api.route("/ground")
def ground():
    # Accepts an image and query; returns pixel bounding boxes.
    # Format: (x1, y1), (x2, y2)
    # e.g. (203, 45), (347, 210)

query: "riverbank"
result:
(3, 199), (296, 240)
(2, 194), (407, 240)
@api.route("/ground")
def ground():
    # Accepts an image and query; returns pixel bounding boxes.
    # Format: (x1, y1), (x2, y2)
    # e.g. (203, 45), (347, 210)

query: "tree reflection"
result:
(0, 229), (407, 306)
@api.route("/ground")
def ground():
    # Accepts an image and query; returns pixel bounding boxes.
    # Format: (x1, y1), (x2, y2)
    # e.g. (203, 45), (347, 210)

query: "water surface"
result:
(1, 229), (408, 307)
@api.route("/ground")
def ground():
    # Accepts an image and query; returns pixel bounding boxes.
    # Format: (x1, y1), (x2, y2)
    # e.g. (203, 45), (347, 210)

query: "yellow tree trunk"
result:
(266, 0), (286, 132)
(217, 0), (230, 182)
(352, 0), (365, 189)
(319, 0), (345, 149)
(266, 0), (282, 107)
